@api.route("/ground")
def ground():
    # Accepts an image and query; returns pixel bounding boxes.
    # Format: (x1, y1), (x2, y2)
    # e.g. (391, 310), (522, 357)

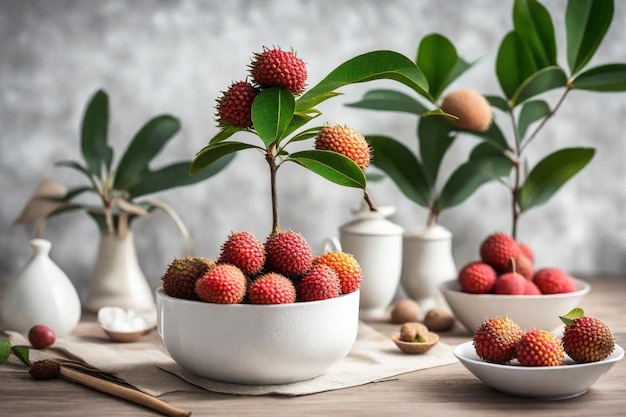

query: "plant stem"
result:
(508, 107), (522, 240)
(520, 86), (571, 153)
(266, 145), (280, 235)
(363, 189), (378, 212)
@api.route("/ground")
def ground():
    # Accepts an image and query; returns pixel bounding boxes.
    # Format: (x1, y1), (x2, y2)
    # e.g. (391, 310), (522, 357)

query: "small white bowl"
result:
(439, 278), (590, 332)
(454, 341), (624, 400)
(156, 287), (360, 385)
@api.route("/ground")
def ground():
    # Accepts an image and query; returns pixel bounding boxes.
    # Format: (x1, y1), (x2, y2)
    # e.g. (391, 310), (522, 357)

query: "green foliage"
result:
(346, 0), (624, 234)
(53, 89), (234, 234)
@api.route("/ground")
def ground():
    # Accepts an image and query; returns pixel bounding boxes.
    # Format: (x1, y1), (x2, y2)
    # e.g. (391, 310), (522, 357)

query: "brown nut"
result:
(399, 322), (429, 343)
(423, 308), (455, 332)
(390, 299), (421, 324)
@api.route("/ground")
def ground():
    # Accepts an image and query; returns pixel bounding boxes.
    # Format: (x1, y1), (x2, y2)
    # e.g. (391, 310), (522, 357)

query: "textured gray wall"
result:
(1, 0), (625, 298)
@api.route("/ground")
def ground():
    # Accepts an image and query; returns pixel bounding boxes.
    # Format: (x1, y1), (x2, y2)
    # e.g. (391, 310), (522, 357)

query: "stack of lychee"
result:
(473, 311), (615, 366)
(161, 230), (362, 305)
(458, 232), (578, 295)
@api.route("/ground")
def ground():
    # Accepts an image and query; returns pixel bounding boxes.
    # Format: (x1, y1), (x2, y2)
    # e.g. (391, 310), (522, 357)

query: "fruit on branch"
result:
(216, 81), (260, 128)
(440, 88), (492, 132)
(314, 124), (371, 170)
(249, 47), (308, 95)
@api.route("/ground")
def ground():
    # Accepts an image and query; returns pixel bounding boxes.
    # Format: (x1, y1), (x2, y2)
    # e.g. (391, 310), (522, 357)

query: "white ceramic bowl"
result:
(439, 278), (590, 332)
(156, 287), (360, 385)
(454, 341), (624, 399)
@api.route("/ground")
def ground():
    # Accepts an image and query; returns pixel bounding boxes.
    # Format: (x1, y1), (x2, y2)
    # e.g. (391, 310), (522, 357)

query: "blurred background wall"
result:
(1, 0), (625, 299)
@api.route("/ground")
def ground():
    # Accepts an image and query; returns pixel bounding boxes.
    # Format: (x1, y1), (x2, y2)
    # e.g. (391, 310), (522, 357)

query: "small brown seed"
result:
(423, 309), (455, 332)
(390, 299), (421, 324)
(400, 322), (429, 343)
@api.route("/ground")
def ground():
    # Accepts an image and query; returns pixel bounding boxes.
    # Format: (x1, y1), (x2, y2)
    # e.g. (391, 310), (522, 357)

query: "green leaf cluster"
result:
(52, 89), (234, 233)
(346, 0), (623, 232)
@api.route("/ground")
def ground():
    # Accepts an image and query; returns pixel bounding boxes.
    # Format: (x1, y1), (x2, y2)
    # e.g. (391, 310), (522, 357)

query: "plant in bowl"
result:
(157, 46), (437, 384)
(14, 89), (234, 313)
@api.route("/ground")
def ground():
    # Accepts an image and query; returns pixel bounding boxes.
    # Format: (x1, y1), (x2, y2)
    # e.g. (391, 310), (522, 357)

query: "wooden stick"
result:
(59, 367), (191, 417)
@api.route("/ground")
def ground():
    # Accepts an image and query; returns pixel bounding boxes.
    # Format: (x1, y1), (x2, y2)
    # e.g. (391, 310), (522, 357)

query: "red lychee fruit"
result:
(313, 251), (363, 294)
(314, 125), (371, 170)
(247, 272), (296, 305)
(561, 316), (615, 363)
(524, 279), (542, 295)
(195, 264), (247, 304)
(516, 329), (564, 367)
(439, 89), (492, 132)
(297, 263), (341, 302)
(533, 267), (577, 294)
(264, 230), (313, 277)
(479, 233), (520, 272)
(249, 47), (307, 95)
(503, 253), (534, 280)
(218, 231), (265, 276)
(494, 272), (527, 295)
(458, 261), (497, 294)
(215, 81), (260, 128)
(28, 325), (56, 349)
(473, 316), (524, 364)
(518, 242), (535, 264)
(161, 257), (216, 300)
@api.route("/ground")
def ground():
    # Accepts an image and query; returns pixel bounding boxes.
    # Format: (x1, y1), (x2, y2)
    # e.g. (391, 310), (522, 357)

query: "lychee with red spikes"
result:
(297, 263), (341, 302)
(533, 267), (577, 294)
(473, 316), (523, 364)
(218, 231), (265, 276)
(516, 329), (564, 367)
(313, 251), (363, 294)
(247, 272), (296, 305)
(215, 81), (260, 128)
(249, 47), (307, 95)
(195, 264), (247, 304)
(479, 232), (520, 272)
(458, 261), (497, 294)
(264, 230), (313, 277)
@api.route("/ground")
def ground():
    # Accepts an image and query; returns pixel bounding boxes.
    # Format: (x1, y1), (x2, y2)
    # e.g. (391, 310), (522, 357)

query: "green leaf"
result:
(367, 135), (431, 207)
(296, 50), (431, 112)
(55, 160), (95, 182)
(191, 141), (259, 175)
(418, 116), (455, 187)
(128, 154), (235, 198)
(486, 95), (510, 112)
(513, 0), (557, 68)
(517, 100), (550, 141)
(437, 158), (502, 211)
(559, 307), (585, 326)
(496, 31), (537, 99)
(282, 111), (322, 139)
(345, 89), (429, 115)
(209, 125), (244, 144)
(11, 345), (31, 367)
(469, 142), (515, 179)
(81, 89), (112, 178)
(287, 150), (366, 189)
(285, 126), (324, 144)
(113, 115), (181, 191)
(571, 64), (626, 91)
(518, 147), (595, 212)
(511, 66), (568, 106)
(566, 0), (614, 75)
(465, 121), (511, 152)
(0, 340), (11, 364)
(251, 87), (296, 148)
(417, 34), (471, 101)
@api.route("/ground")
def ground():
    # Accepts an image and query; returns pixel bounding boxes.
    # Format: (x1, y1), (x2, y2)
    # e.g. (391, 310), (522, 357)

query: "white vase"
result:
(84, 231), (156, 314)
(400, 224), (457, 311)
(326, 205), (403, 320)
(1, 239), (81, 336)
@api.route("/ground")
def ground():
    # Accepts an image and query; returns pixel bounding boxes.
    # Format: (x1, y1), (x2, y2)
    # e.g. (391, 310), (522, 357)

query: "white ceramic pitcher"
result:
(325, 205), (403, 320)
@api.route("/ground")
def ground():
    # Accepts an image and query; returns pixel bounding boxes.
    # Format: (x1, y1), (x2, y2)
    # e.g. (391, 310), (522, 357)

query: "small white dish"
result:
(454, 341), (624, 400)
(97, 306), (155, 343)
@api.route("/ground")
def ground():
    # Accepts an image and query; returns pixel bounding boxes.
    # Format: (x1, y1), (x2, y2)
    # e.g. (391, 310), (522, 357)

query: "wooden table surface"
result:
(2, 275), (625, 417)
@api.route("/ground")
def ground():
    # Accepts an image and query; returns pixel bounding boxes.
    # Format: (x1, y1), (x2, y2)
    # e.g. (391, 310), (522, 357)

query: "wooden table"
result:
(2, 275), (625, 417)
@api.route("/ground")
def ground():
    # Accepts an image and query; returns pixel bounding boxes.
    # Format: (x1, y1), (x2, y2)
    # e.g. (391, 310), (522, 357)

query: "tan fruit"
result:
(423, 309), (455, 332)
(390, 299), (421, 324)
(440, 89), (492, 132)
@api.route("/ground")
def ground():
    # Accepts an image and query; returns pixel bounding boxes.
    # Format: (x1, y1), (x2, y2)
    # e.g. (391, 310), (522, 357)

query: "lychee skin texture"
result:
(479, 233), (520, 272)
(195, 264), (247, 304)
(297, 264), (341, 302)
(458, 262), (497, 294)
(313, 251), (363, 294)
(494, 272), (527, 295)
(516, 329), (564, 367)
(215, 81), (260, 128)
(264, 231), (313, 277)
(503, 253), (534, 280)
(314, 125), (371, 170)
(162, 257), (216, 300)
(440, 89), (492, 132)
(524, 279), (542, 295)
(473, 316), (524, 364)
(518, 243), (535, 264)
(249, 47), (307, 95)
(562, 316), (615, 363)
(247, 273), (296, 305)
(218, 231), (265, 276)
(533, 267), (577, 294)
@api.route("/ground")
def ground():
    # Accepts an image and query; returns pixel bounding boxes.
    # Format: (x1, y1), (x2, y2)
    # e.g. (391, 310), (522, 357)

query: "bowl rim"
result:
(454, 341), (624, 371)
(438, 278), (590, 299)
(156, 286), (360, 309)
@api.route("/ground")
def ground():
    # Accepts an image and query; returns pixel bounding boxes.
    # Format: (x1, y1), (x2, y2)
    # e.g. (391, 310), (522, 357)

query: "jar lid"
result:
(339, 204), (404, 236)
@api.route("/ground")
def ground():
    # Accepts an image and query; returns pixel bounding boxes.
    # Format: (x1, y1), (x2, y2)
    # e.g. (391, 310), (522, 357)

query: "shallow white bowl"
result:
(454, 341), (624, 400)
(439, 278), (590, 332)
(156, 287), (359, 385)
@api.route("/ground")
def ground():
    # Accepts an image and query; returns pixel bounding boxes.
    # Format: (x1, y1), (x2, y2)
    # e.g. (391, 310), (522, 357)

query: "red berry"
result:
(533, 267), (577, 294)
(248, 273), (296, 305)
(458, 262), (497, 294)
(249, 47), (307, 95)
(313, 251), (363, 294)
(523, 279), (542, 295)
(479, 233), (520, 271)
(518, 242), (535, 264)
(516, 329), (563, 367)
(28, 325), (56, 349)
(195, 264), (247, 304)
(215, 81), (260, 128)
(264, 231), (313, 277)
(297, 264), (341, 302)
(218, 231), (265, 276)
(473, 316), (523, 363)
(494, 272), (527, 295)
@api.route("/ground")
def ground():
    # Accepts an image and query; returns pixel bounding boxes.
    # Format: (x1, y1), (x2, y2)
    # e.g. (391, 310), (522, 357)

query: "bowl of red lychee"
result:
(454, 311), (623, 399)
(439, 233), (590, 332)
(156, 230), (362, 385)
